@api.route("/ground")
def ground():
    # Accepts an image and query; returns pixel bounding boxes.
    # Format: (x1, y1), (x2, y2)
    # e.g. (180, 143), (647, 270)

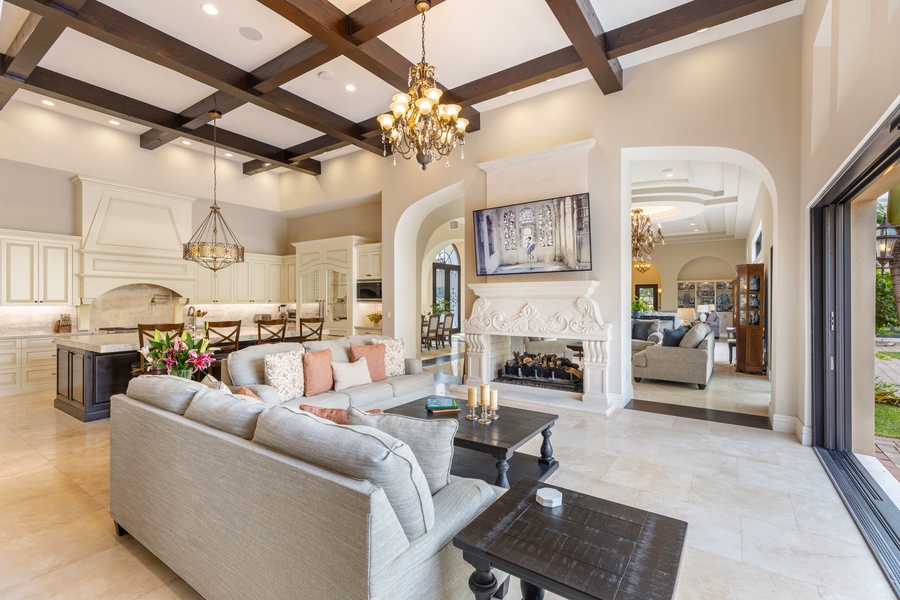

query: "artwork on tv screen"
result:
(473, 193), (592, 276)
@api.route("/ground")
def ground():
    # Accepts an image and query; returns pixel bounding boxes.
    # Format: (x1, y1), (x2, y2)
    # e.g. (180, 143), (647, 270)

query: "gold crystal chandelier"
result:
(183, 110), (244, 273)
(632, 208), (664, 273)
(377, 0), (468, 171)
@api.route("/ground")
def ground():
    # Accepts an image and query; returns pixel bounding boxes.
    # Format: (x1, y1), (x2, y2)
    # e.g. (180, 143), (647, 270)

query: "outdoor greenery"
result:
(876, 403), (900, 438)
(430, 299), (451, 314)
(876, 377), (900, 405)
(876, 269), (899, 330)
(631, 295), (651, 313)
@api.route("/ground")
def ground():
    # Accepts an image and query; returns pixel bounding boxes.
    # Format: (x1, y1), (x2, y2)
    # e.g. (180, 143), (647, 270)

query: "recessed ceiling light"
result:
(201, 4), (218, 16)
(317, 71), (335, 81)
(263, 163), (271, 167)
(693, 228), (699, 232)
(506, 91), (515, 95)
(545, 78), (554, 83)
(224, 152), (233, 158)
(239, 26), (263, 41)
(182, 140), (192, 146)
(690, 222), (695, 226)
(344, 84), (356, 92)
(666, 173), (674, 178)
(108, 119), (120, 125)
(41, 100), (55, 106)
(696, 27), (709, 33)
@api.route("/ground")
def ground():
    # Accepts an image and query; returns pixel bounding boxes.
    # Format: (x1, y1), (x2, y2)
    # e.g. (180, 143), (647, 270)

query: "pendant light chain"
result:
(212, 114), (218, 208)
(421, 11), (427, 64)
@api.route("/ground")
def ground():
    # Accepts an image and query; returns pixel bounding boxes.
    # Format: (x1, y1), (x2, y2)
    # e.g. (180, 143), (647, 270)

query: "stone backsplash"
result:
(0, 305), (78, 334)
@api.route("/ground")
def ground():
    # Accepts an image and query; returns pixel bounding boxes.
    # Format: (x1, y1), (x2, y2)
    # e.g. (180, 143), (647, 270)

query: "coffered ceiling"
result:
(0, 0), (802, 177)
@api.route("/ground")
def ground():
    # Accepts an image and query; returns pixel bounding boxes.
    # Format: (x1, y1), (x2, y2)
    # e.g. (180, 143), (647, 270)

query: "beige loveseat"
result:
(110, 376), (503, 600)
(632, 329), (716, 389)
(222, 336), (435, 410)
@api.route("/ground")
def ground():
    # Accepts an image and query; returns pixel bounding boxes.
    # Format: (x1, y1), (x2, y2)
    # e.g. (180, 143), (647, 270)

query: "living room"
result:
(0, 0), (899, 598)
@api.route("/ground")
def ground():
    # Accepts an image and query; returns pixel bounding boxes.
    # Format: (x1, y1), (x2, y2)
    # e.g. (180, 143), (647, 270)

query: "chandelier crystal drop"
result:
(183, 110), (245, 273)
(377, 0), (467, 171)
(631, 208), (664, 273)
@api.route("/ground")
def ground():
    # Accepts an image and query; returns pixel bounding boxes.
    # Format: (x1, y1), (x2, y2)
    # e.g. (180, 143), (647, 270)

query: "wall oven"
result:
(356, 280), (382, 302)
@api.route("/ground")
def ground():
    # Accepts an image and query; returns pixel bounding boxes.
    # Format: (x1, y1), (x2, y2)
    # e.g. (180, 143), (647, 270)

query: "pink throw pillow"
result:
(350, 344), (386, 381)
(302, 349), (334, 397)
(299, 404), (384, 425)
(237, 386), (264, 403)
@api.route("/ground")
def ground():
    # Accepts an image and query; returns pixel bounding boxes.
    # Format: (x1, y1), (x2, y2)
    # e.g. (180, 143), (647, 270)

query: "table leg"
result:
(539, 427), (557, 467)
(466, 557), (500, 600)
(495, 459), (510, 488)
(520, 580), (545, 600)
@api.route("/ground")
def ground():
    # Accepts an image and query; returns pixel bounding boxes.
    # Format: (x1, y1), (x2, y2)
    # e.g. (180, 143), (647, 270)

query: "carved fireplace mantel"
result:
(465, 281), (615, 413)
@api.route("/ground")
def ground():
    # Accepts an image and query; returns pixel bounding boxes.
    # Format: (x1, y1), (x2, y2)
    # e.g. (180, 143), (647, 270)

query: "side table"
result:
(453, 478), (687, 600)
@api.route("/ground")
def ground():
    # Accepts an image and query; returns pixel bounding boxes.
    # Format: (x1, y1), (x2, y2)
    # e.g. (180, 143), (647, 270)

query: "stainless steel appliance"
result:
(356, 280), (382, 302)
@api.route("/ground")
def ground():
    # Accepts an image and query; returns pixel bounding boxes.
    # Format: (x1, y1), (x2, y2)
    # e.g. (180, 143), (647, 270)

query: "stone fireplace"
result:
(464, 281), (614, 414)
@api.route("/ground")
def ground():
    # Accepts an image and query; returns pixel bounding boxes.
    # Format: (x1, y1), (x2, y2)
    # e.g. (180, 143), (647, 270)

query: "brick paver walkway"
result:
(875, 437), (900, 480)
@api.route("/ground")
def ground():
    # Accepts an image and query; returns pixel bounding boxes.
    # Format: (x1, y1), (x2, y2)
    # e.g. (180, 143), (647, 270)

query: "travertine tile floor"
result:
(0, 389), (894, 599)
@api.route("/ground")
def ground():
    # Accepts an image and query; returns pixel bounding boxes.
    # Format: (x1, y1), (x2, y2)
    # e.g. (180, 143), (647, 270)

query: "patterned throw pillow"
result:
(302, 349), (334, 397)
(376, 339), (405, 378)
(263, 349), (306, 402)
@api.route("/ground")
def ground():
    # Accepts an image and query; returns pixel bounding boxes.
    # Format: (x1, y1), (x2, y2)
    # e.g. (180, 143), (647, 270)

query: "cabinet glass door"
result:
(325, 267), (349, 323)
(299, 269), (321, 317)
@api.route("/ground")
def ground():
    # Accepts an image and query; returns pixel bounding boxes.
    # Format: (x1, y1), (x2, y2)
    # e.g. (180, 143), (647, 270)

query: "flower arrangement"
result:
(140, 330), (214, 378)
(367, 311), (383, 325)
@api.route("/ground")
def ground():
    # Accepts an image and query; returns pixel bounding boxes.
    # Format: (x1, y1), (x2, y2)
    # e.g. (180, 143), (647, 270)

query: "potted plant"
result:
(430, 299), (451, 314)
(367, 311), (382, 326)
(139, 330), (214, 379)
(631, 296), (651, 318)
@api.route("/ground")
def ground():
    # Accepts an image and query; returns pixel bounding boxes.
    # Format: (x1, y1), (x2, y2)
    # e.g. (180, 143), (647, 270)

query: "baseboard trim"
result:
(772, 414), (811, 445)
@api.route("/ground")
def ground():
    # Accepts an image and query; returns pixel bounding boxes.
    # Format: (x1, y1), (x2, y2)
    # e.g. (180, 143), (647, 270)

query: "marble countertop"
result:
(54, 329), (304, 354)
(0, 330), (90, 340)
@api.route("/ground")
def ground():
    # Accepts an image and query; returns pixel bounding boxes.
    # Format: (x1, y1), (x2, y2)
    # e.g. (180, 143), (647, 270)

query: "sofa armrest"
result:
(405, 358), (423, 375)
(647, 331), (663, 344)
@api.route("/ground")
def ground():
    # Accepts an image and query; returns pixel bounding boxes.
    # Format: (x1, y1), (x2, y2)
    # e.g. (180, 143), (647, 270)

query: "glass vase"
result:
(170, 366), (194, 379)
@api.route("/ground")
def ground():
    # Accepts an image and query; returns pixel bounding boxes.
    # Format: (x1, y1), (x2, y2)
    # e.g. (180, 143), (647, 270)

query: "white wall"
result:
(0, 157), (75, 235)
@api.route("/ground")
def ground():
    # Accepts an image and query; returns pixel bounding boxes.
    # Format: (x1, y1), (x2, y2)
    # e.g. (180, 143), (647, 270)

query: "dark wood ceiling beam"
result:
(348, 0), (447, 43)
(0, 59), (321, 175)
(544, 0), (622, 94)
(604, 0), (793, 59)
(3, 0), (374, 153)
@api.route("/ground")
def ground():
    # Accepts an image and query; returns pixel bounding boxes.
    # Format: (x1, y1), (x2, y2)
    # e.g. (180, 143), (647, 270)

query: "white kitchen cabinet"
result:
(356, 243), (382, 280)
(266, 261), (283, 304)
(194, 264), (234, 303)
(231, 257), (285, 303)
(283, 258), (296, 303)
(1, 239), (73, 306)
(0, 336), (58, 398)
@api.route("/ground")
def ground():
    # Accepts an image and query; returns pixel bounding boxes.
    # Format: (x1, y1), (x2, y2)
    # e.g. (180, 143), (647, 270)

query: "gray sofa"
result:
(632, 329), (716, 389)
(110, 375), (503, 600)
(222, 336), (435, 410)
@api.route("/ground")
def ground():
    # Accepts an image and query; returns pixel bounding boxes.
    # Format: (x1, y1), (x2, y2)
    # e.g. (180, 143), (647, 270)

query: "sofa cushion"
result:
(376, 339), (405, 377)
(662, 325), (691, 347)
(680, 323), (711, 348)
(347, 407), (457, 495)
(387, 372), (435, 398)
(303, 338), (352, 363)
(350, 344), (386, 381)
(184, 387), (268, 440)
(264, 349), (306, 402)
(303, 349), (334, 397)
(631, 319), (659, 341)
(227, 342), (304, 385)
(253, 406), (434, 540)
(299, 404), (384, 424)
(347, 382), (395, 408)
(332, 358), (373, 391)
(126, 375), (206, 415)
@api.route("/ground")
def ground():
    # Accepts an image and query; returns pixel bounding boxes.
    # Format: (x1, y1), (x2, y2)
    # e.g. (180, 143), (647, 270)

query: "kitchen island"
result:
(54, 329), (303, 421)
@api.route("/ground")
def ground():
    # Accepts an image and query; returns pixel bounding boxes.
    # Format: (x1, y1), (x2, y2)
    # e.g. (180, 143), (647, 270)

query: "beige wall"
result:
(191, 199), (290, 256)
(0, 158), (76, 236)
(639, 240), (745, 310)
(286, 202), (381, 244)
(746, 185), (774, 265)
(851, 197), (876, 454)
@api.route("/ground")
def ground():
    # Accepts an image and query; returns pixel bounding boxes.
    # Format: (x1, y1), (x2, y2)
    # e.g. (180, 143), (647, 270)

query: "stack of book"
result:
(426, 396), (460, 414)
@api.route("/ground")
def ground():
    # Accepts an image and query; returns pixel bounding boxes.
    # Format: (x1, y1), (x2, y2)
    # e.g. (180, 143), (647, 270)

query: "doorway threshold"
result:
(625, 399), (771, 429)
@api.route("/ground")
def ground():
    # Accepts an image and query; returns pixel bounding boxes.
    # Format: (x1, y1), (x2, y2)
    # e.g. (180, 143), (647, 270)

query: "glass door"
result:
(432, 263), (460, 332)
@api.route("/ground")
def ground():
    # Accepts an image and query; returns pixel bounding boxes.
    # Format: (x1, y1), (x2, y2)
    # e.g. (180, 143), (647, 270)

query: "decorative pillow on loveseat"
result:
(332, 358), (373, 391)
(662, 324), (691, 347)
(302, 349), (333, 397)
(375, 339), (405, 377)
(350, 344), (386, 381)
(347, 407), (457, 495)
(264, 349), (306, 402)
(679, 322), (711, 348)
(299, 404), (384, 424)
(252, 406), (434, 540)
(631, 319), (659, 341)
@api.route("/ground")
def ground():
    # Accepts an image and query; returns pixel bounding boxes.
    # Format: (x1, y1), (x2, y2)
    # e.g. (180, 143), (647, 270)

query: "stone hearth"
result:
(464, 281), (613, 413)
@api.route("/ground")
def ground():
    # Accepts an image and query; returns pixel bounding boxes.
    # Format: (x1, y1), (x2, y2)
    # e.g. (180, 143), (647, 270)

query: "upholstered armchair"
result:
(706, 312), (720, 339)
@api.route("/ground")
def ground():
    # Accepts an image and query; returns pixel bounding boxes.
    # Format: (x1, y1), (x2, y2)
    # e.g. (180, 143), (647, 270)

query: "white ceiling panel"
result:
(281, 56), (403, 123)
(12, 89), (148, 135)
(217, 103), (320, 149)
(101, 0), (308, 72)
(473, 70), (592, 113)
(588, 0), (691, 31)
(0, 1), (29, 54)
(39, 29), (216, 112)
(314, 145), (362, 161)
(378, 0), (572, 89)
(331, 0), (371, 14)
(171, 137), (251, 163)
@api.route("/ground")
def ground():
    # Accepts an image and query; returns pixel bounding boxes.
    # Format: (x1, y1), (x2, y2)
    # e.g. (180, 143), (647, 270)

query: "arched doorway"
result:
(432, 243), (461, 332)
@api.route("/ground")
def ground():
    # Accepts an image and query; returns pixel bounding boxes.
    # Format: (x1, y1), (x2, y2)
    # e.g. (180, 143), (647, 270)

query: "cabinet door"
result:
(71, 352), (85, 407)
(195, 266), (216, 303)
(325, 267), (349, 324)
(1, 240), (39, 305)
(215, 266), (234, 303)
(232, 262), (251, 303)
(39, 243), (72, 305)
(251, 261), (268, 303)
(357, 252), (370, 279)
(267, 262), (283, 303)
(369, 251), (382, 279)
(284, 260), (296, 303)
(56, 349), (70, 399)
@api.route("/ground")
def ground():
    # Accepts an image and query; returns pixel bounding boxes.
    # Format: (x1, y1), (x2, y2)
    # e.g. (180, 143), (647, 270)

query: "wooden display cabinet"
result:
(733, 264), (766, 375)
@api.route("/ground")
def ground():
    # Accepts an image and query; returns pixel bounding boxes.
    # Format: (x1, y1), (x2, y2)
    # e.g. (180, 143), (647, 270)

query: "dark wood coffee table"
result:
(388, 397), (559, 488)
(453, 478), (687, 600)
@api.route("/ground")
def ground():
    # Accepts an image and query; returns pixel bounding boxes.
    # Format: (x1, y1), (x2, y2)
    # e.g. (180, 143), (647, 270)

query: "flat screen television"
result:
(473, 193), (592, 276)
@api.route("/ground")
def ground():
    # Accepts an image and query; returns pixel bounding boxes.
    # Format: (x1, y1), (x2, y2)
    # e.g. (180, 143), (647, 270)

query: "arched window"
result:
(434, 243), (460, 265)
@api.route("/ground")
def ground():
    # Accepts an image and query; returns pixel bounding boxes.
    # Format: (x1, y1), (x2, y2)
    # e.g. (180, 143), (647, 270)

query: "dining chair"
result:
(299, 318), (324, 342)
(206, 320), (242, 354)
(424, 313), (441, 350)
(257, 318), (287, 344)
(420, 314), (429, 351)
(439, 312), (454, 348)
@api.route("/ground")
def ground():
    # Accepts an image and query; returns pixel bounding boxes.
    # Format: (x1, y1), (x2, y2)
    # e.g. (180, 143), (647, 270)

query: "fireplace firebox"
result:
(495, 351), (582, 392)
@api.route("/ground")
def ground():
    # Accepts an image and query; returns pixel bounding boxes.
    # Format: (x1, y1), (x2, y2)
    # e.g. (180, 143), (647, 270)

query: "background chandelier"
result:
(377, 0), (468, 171)
(183, 110), (244, 273)
(632, 208), (664, 273)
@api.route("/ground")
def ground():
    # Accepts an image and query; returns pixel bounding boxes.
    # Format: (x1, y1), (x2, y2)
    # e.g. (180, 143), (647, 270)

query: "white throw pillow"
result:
(376, 338), (405, 377)
(200, 373), (229, 392)
(332, 357), (373, 391)
(264, 349), (306, 402)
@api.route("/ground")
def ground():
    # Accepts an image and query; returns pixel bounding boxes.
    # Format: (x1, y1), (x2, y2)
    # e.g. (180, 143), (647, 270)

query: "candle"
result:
(467, 387), (478, 408)
(490, 389), (498, 410)
(480, 383), (491, 405)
